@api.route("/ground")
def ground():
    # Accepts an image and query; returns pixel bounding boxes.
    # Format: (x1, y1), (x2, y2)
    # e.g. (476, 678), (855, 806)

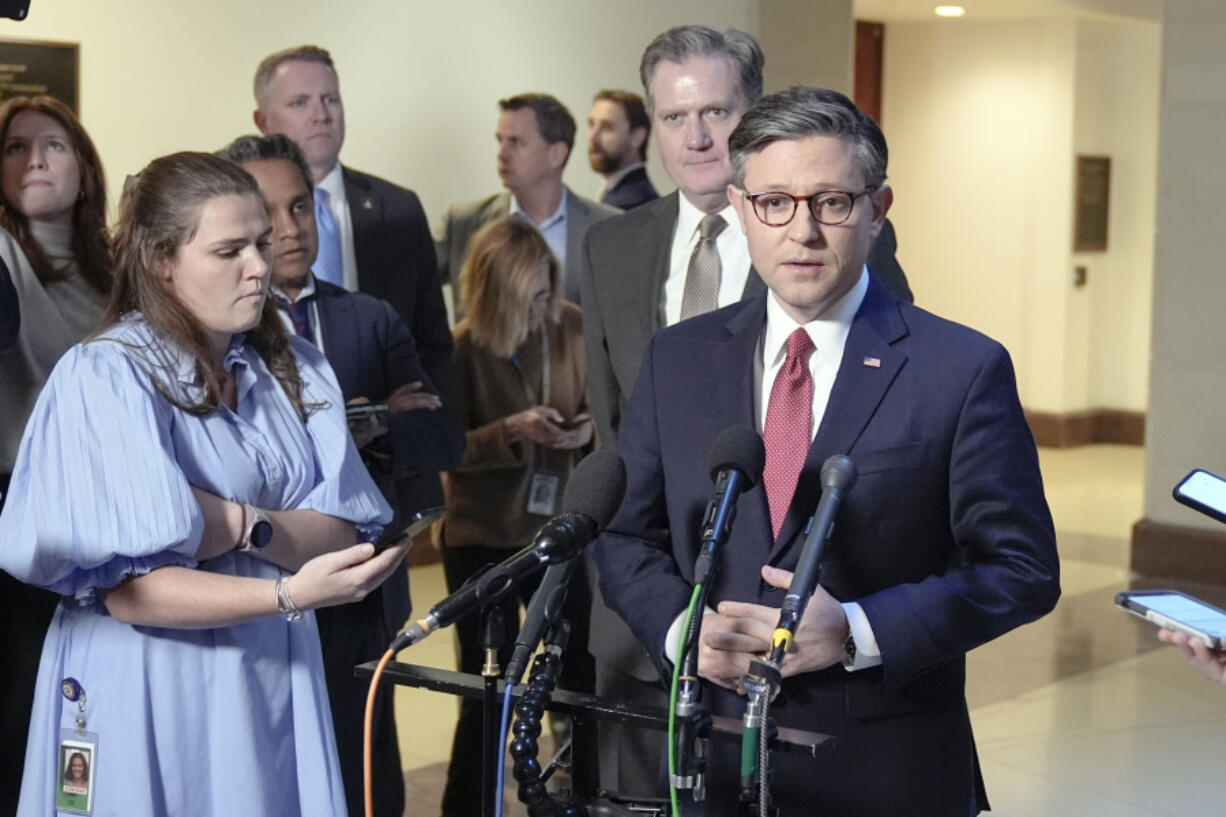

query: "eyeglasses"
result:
(744, 187), (878, 227)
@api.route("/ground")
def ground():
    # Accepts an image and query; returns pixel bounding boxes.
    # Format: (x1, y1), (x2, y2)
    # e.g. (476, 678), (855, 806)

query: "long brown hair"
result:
(0, 95), (110, 293)
(458, 216), (561, 358)
(101, 151), (312, 420)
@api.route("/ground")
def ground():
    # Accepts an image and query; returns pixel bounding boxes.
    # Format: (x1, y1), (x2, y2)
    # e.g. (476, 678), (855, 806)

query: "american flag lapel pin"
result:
(863, 356), (881, 368)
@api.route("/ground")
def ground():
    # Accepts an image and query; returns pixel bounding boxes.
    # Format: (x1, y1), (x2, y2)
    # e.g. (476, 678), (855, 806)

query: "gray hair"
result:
(253, 45), (335, 107)
(639, 26), (764, 115)
(728, 86), (888, 189)
(216, 134), (315, 195)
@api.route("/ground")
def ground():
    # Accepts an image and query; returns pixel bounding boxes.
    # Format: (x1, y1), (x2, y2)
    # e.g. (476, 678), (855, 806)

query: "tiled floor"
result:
(391, 444), (1226, 816)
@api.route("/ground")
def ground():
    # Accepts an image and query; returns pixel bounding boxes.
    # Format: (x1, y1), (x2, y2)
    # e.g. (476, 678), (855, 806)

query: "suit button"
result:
(760, 579), (780, 595)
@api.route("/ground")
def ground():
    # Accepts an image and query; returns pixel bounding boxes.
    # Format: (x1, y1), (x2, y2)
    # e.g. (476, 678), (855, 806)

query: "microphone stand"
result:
(481, 606), (507, 817)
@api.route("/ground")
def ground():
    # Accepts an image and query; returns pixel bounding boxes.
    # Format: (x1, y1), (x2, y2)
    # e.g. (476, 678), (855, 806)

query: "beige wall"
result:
(2, 0), (763, 224)
(1144, 0), (1226, 530)
(881, 16), (1159, 414)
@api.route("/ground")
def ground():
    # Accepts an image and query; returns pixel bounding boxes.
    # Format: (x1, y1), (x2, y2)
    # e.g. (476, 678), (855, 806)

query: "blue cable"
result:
(494, 681), (515, 817)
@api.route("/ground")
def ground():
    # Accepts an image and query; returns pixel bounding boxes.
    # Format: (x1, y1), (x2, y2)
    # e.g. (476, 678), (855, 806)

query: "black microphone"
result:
(770, 455), (857, 658)
(503, 449), (626, 682)
(394, 449), (626, 653)
(692, 427), (766, 586)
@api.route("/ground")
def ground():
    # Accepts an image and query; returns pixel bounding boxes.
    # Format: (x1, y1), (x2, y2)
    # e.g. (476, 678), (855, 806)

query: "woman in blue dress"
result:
(0, 151), (408, 816)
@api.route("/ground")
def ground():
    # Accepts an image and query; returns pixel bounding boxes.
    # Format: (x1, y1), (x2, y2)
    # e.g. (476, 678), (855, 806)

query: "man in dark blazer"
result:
(579, 26), (912, 798)
(222, 134), (466, 817)
(587, 89), (659, 211)
(593, 86), (1059, 816)
(436, 93), (616, 310)
(252, 45), (454, 400)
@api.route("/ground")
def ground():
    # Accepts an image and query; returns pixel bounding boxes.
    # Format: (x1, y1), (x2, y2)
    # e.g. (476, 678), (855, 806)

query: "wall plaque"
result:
(0, 38), (79, 114)
(1074, 155), (1111, 252)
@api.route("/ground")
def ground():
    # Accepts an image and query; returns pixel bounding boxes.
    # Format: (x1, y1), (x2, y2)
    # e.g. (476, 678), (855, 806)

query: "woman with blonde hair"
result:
(439, 215), (595, 816)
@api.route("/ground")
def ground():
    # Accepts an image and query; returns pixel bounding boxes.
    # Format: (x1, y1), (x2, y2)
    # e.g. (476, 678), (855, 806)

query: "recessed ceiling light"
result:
(935, 5), (966, 16)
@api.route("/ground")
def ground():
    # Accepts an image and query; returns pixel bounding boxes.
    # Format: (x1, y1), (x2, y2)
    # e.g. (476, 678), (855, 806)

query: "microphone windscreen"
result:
(561, 449), (627, 529)
(707, 426), (767, 488)
(820, 454), (857, 492)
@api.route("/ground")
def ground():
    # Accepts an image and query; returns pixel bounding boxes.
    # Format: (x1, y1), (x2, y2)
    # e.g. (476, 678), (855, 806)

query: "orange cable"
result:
(364, 648), (395, 817)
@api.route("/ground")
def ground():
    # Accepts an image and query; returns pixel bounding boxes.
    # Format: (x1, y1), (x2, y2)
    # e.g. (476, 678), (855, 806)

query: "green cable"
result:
(668, 583), (704, 817)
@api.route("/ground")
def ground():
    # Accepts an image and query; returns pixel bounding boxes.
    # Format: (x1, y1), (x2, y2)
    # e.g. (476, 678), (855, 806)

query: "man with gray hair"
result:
(593, 85), (1059, 815)
(252, 45), (454, 403)
(579, 24), (913, 799)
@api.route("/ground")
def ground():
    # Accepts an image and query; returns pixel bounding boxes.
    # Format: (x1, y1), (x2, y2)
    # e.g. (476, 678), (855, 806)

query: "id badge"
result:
(56, 732), (97, 814)
(527, 471), (560, 516)
(57, 677), (96, 814)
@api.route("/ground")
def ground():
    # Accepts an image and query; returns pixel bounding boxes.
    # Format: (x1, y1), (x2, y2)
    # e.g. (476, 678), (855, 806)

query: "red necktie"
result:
(763, 328), (815, 539)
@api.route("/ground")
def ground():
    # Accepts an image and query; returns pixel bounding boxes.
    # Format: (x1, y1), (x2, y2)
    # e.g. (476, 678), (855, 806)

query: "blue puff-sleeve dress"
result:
(0, 317), (392, 817)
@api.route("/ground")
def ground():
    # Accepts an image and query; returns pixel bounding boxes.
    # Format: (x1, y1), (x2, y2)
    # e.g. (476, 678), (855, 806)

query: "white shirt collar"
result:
(272, 273), (318, 305)
(316, 161), (346, 202)
(509, 187), (568, 229)
(762, 267), (869, 369)
(676, 191), (737, 245)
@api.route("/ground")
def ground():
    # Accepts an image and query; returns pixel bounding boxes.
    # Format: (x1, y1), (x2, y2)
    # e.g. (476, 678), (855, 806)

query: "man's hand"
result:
(1159, 628), (1226, 687)
(704, 566), (850, 690)
(505, 407), (593, 450)
(387, 381), (441, 412)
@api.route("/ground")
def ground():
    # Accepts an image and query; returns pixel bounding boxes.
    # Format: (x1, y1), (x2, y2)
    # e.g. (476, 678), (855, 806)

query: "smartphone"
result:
(1173, 469), (1226, 525)
(346, 403), (389, 418)
(1115, 589), (1226, 649)
(374, 505), (445, 553)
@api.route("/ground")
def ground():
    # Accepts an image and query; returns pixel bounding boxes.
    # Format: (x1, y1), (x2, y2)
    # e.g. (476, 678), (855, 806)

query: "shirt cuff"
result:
(664, 605), (718, 666)
(841, 601), (882, 672)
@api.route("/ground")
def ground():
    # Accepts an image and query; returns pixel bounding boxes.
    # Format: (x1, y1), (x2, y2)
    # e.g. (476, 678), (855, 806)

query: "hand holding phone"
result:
(1116, 590), (1226, 649)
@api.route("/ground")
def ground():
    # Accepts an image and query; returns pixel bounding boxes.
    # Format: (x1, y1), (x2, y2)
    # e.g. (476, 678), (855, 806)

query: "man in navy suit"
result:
(587, 89), (659, 211)
(593, 87), (1060, 816)
(220, 134), (465, 817)
(252, 45), (454, 402)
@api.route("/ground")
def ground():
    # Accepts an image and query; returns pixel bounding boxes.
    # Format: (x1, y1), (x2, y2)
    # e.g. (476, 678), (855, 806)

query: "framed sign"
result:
(0, 38), (79, 113)
(1074, 155), (1111, 252)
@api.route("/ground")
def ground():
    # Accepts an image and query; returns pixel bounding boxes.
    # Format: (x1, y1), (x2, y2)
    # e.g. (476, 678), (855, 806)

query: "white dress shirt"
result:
(316, 163), (358, 292)
(510, 188), (568, 270)
(665, 269), (882, 672)
(663, 194), (752, 326)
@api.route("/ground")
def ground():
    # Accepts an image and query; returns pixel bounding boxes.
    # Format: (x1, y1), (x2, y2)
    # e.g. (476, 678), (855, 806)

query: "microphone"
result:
(394, 449), (626, 653)
(770, 454), (857, 658)
(692, 427), (766, 586)
(503, 449), (626, 682)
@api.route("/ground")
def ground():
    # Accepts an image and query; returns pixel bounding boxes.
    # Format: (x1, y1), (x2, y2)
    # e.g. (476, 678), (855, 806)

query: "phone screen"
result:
(1119, 591), (1226, 648)
(1176, 470), (1226, 517)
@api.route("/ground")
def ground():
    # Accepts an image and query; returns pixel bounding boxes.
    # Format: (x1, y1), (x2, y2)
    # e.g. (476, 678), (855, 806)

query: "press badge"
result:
(527, 471), (560, 516)
(57, 678), (97, 815)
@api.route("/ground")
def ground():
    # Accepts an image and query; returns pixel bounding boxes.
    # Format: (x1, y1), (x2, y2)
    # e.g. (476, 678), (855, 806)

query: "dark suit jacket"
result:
(312, 279), (465, 630)
(0, 254), (16, 349)
(601, 165), (659, 211)
(593, 279), (1060, 815)
(436, 188), (616, 308)
(342, 167), (454, 404)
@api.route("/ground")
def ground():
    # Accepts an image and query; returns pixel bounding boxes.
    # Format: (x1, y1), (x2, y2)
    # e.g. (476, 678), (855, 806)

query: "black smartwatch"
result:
(239, 504), (273, 552)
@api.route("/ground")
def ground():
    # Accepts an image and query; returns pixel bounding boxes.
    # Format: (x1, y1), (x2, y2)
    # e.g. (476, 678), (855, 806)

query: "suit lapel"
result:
(315, 283), (359, 395)
(343, 168), (380, 289)
(645, 193), (679, 335)
(768, 280), (910, 560)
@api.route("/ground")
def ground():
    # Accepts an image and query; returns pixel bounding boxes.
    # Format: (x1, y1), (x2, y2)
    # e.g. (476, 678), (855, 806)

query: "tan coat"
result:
(441, 302), (590, 549)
